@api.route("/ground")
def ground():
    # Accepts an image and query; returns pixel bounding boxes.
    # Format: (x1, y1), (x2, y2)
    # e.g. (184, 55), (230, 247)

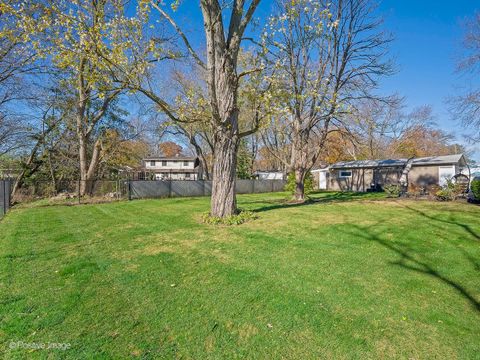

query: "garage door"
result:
(319, 171), (327, 190)
(438, 166), (455, 187)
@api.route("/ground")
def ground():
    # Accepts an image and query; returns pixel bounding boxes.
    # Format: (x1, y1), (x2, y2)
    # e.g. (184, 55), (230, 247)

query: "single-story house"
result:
(312, 154), (469, 192)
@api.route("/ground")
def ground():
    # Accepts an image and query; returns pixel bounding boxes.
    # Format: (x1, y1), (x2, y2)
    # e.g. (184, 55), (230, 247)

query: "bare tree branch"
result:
(150, 1), (207, 70)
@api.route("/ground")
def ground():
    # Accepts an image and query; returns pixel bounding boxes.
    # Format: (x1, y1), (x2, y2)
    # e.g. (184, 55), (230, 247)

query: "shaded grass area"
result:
(0, 191), (479, 359)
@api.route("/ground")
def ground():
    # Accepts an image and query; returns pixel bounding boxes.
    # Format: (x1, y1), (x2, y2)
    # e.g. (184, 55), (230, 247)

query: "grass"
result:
(0, 191), (479, 359)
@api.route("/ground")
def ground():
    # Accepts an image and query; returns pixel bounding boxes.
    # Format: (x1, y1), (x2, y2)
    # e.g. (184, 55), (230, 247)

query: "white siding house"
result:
(138, 156), (203, 180)
(254, 171), (285, 180)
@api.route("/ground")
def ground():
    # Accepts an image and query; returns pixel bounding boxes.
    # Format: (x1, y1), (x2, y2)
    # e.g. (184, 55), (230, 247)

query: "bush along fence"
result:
(128, 179), (287, 200)
(0, 180), (12, 217)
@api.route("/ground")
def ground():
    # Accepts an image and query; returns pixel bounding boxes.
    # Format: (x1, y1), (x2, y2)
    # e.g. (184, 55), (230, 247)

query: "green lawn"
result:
(1, 192), (479, 359)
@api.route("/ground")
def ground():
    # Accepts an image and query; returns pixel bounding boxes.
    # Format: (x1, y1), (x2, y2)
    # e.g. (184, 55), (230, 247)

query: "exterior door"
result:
(438, 166), (455, 187)
(319, 171), (327, 190)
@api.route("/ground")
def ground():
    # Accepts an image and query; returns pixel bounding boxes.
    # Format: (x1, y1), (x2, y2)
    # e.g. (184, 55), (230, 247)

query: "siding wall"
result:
(145, 160), (195, 170)
(328, 168), (374, 192)
(374, 168), (403, 187)
(407, 165), (439, 189)
(327, 165), (447, 192)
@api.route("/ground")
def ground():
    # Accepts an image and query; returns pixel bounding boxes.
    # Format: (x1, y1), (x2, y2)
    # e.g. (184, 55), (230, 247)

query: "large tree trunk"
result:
(78, 134), (88, 196)
(78, 133), (101, 196)
(208, 80), (239, 216)
(291, 131), (308, 202)
(157, 0), (261, 218)
(202, 6), (241, 217)
(210, 129), (238, 217)
(134, 0), (262, 218)
(294, 168), (306, 202)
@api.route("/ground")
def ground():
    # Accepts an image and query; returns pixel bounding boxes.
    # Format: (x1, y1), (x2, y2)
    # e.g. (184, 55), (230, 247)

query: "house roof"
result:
(254, 170), (284, 174)
(143, 156), (198, 161)
(329, 154), (465, 169)
(148, 168), (201, 174)
(410, 154), (465, 166)
(330, 158), (406, 169)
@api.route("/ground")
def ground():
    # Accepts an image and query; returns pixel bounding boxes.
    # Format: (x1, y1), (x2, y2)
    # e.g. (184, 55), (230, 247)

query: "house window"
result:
(183, 161), (189, 166)
(150, 161), (155, 166)
(185, 173), (191, 179)
(339, 170), (352, 178)
(162, 160), (167, 166)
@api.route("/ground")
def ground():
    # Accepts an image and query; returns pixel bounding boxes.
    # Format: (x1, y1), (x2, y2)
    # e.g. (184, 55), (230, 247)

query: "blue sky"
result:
(150, 1), (480, 161)
(256, 0), (480, 159)
(376, 0), (479, 161)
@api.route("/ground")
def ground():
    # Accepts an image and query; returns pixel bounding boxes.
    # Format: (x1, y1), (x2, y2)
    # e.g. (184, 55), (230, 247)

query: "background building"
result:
(134, 156), (203, 180)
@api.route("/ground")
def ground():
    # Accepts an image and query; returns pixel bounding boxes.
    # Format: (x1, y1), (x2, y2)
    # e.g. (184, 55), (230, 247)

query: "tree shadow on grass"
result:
(398, 202), (480, 291)
(247, 192), (379, 213)
(339, 222), (480, 312)
(397, 202), (480, 241)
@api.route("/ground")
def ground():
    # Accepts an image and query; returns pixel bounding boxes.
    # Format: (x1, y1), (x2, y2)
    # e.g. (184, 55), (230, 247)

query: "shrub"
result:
(471, 179), (480, 200)
(435, 179), (463, 201)
(435, 188), (454, 201)
(201, 210), (258, 226)
(383, 184), (401, 198)
(285, 172), (314, 195)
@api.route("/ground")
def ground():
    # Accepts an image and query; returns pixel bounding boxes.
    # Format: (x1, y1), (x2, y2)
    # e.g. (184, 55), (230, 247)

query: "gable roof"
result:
(329, 154), (465, 169)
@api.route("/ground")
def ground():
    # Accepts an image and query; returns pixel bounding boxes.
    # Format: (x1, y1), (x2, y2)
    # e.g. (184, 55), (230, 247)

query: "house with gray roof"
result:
(312, 154), (469, 192)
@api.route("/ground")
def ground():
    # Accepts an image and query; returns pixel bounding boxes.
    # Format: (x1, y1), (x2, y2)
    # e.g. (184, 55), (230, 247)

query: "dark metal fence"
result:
(129, 179), (286, 199)
(12, 180), (126, 204)
(8, 179), (286, 205)
(0, 180), (11, 217)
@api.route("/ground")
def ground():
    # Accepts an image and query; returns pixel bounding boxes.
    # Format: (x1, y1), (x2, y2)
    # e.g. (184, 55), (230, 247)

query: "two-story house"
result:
(136, 156), (203, 180)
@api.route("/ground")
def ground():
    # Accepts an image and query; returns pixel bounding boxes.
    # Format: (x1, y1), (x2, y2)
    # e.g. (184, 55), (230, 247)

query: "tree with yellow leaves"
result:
(4, 0), (160, 195)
